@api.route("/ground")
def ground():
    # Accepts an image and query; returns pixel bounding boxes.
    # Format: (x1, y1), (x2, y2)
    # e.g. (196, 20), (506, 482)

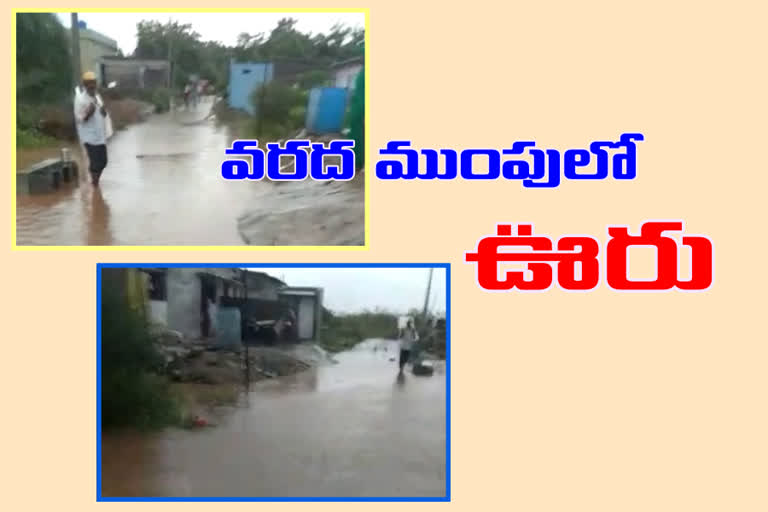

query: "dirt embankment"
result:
(17, 97), (155, 171)
(154, 327), (324, 426)
(153, 327), (320, 386)
(167, 345), (313, 385)
(25, 98), (154, 142)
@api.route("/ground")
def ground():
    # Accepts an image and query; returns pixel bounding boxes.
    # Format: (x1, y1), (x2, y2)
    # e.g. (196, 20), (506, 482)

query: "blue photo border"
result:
(96, 262), (451, 502)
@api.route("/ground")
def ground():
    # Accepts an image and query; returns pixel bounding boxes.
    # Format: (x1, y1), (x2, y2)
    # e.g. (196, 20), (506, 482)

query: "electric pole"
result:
(167, 22), (173, 88)
(421, 267), (434, 322)
(71, 13), (81, 89)
(241, 268), (249, 385)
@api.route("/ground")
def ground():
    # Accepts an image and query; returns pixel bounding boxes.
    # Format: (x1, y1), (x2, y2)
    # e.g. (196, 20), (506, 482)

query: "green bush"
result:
(16, 127), (56, 148)
(320, 309), (398, 353)
(297, 70), (331, 89)
(17, 14), (73, 104)
(288, 105), (307, 128)
(101, 285), (180, 430)
(102, 371), (181, 430)
(249, 82), (306, 138)
(419, 320), (446, 359)
(17, 103), (42, 131)
(149, 88), (172, 112)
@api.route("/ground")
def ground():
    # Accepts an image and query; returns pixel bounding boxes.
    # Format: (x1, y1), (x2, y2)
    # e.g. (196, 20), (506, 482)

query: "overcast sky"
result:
(254, 268), (448, 315)
(57, 12), (364, 55)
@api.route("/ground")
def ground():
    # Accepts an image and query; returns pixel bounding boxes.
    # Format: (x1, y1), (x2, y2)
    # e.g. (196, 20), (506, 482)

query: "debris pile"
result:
(412, 362), (435, 377)
(289, 343), (338, 366)
(246, 348), (312, 380)
(151, 326), (312, 384)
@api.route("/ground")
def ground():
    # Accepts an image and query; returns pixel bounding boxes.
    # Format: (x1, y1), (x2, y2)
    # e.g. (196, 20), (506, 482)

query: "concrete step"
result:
(17, 158), (79, 195)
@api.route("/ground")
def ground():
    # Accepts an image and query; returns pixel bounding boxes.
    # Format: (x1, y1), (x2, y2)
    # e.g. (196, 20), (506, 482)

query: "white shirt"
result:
(400, 328), (419, 351)
(74, 91), (107, 145)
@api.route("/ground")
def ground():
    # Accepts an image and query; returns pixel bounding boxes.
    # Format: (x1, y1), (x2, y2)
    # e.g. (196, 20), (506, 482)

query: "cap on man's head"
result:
(82, 71), (97, 81)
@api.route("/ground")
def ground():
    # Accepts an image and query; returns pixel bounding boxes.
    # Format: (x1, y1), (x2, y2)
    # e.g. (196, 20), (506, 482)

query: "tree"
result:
(16, 13), (73, 103)
(297, 69), (331, 89)
(259, 18), (313, 60)
(101, 269), (179, 429)
(134, 20), (207, 89)
(131, 17), (364, 93)
(249, 81), (306, 137)
(234, 18), (363, 66)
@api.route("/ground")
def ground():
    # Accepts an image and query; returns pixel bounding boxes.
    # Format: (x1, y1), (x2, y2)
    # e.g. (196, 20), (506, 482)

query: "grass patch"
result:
(319, 310), (398, 353)
(101, 271), (182, 431)
(16, 127), (57, 149)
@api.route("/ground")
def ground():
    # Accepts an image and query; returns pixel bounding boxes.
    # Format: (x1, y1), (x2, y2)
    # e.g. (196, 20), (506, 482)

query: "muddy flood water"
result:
(16, 98), (364, 246)
(100, 339), (447, 498)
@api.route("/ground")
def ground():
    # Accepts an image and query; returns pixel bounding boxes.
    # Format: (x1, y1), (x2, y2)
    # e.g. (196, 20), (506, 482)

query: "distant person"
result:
(398, 320), (419, 375)
(183, 84), (191, 109)
(284, 309), (298, 342)
(190, 81), (199, 108)
(74, 71), (109, 186)
(208, 298), (217, 337)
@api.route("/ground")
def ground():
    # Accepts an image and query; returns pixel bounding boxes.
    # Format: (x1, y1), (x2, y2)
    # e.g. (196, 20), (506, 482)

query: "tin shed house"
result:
(332, 57), (363, 91)
(228, 60), (274, 114)
(305, 87), (348, 134)
(141, 268), (246, 341)
(278, 287), (324, 342)
(77, 21), (119, 85)
(100, 56), (170, 89)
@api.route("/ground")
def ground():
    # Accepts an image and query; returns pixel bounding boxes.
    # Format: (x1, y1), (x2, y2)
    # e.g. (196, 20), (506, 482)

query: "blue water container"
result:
(305, 87), (348, 134)
(216, 307), (242, 349)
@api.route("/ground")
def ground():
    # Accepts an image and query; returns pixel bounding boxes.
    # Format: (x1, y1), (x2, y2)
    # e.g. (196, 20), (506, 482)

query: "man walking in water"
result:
(398, 319), (419, 375)
(74, 71), (109, 186)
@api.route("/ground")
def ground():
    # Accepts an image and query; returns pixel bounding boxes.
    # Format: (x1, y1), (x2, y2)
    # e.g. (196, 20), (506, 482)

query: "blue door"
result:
(305, 87), (348, 134)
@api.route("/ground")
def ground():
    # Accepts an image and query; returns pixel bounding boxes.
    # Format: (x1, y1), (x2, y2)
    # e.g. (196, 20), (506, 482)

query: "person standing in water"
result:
(398, 320), (419, 375)
(183, 84), (191, 109)
(189, 79), (199, 108)
(74, 71), (109, 186)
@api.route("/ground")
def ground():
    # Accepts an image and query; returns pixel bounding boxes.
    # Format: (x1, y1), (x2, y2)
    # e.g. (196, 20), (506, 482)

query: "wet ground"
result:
(101, 339), (447, 498)
(16, 98), (364, 246)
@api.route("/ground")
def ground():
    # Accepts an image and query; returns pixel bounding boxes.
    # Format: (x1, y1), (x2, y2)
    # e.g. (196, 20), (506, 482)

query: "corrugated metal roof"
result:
(331, 56), (364, 69)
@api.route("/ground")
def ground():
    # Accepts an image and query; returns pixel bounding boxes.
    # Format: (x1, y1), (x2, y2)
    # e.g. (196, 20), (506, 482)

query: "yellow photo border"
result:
(11, 7), (370, 251)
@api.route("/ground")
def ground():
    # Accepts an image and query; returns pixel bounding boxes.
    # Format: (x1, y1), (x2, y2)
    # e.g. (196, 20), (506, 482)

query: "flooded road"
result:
(16, 98), (364, 246)
(101, 339), (447, 498)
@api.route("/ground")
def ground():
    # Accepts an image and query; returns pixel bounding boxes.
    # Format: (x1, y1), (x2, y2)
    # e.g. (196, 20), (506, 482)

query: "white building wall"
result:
(208, 300), (218, 337)
(297, 297), (315, 340)
(148, 300), (167, 326)
(79, 29), (118, 84)
(166, 269), (202, 340)
(334, 64), (362, 90)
